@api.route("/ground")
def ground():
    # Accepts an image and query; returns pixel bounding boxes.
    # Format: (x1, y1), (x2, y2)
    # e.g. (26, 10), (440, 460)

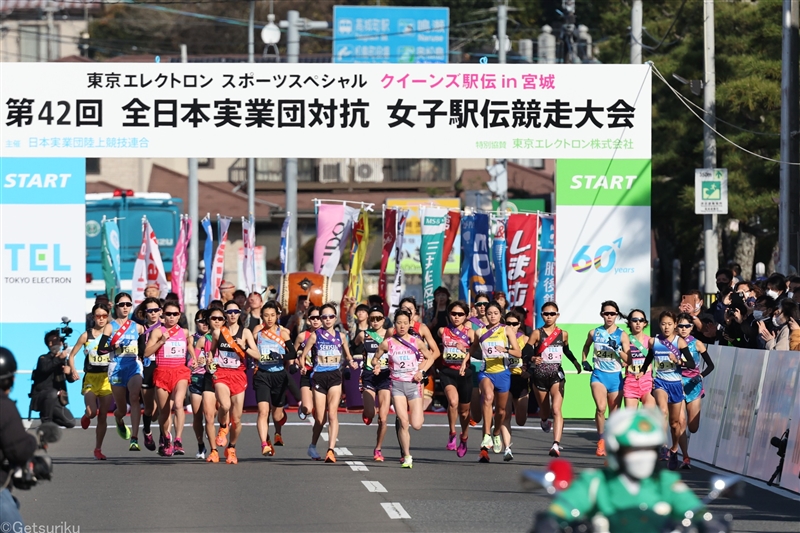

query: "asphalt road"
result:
(11, 412), (800, 533)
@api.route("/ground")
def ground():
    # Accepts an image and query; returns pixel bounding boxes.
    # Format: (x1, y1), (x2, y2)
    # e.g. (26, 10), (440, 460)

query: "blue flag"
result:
(459, 214), (475, 301)
(280, 215), (290, 275)
(101, 219), (122, 299)
(470, 213), (495, 295)
(200, 217), (214, 308)
(492, 219), (508, 295)
(534, 216), (556, 329)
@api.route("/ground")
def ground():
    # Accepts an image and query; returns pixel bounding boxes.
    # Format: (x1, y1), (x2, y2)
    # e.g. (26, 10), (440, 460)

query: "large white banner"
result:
(0, 64), (651, 159)
(688, 345), (734, 464)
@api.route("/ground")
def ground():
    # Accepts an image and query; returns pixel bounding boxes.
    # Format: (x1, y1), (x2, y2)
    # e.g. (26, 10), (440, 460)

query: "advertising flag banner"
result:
(534, 215), (556, 328)
(492, 219), (508, 296)
(345, 208), (370, 304)
(242, 215), (257, 293)
(132, 218), (169, 305)
(279, 215), (290, 276)
(459, 213), (475, 301)
(441, 210), (461, 277)
(385, 198), (461, 275)
(389, 209), (409, 315)
(210, 216), (231, 301)
(379, 209), (397, 310)
(101, 218), (122, 299)
(171, 216), (191, 310)
(420, 206), (448, 309)
(469, 213), (495, 295)
(314, 204), (359, 277)
(506, 214), (539, 327)
(200, 216), (214, 308)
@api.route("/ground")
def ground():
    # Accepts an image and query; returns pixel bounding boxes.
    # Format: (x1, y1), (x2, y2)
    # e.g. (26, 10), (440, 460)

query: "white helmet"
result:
(606, 407), (666, 453)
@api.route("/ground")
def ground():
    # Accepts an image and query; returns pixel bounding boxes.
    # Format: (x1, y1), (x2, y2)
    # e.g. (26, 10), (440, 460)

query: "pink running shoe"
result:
(446, 432), (457, 451)
(457, 437), (468, 458)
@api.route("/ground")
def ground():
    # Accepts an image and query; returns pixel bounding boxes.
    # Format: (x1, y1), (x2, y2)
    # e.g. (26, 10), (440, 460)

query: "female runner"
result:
(293, 306), (321, 420)
(138, 297), (163, 452)
(201, 308), (225, 463)
(469, 293), (491, 426)
(392, 297), (440, 411)
(188, 309), (211, 459)
(438, 301), (475, 458)
(503, 310), (531, 435)
(622, 309), (655, 409)
(354, 306), (391, 461)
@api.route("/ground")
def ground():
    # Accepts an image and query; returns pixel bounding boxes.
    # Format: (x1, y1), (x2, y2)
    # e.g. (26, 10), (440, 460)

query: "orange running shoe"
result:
(206, 449), (220, 463)
(274, 434), (284, 447)
(262, 440), (274, 457)
(595, 438), (606, 457)
(469, 419), (478, 427)
(225, 447), (238, 464)
(478, 449), (490, 463)
(215, 426), (229, 447)
(324, 449), (336, 463)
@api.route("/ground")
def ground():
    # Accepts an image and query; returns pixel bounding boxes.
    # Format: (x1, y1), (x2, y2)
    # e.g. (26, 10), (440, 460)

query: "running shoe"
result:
(549, 443), (560, 457)
(93, 448), (106, 461)
(492, 435), (502, 454)
(324, 449), (336, 463)
(668, 450), (679, 471)
(298, 403), (308, 420)
(206, 449), (219, 463)
(81, 414), (91, 430)
(457, 437), (468, 458)
(196, 443), (206, 460)
(446, 432), (457, 451)
(129, 438), (140, 452)
(163, 436), (174, 457)
(225, 447), (238, 465)
(401, 455), (413, 469)
(157, 435), (166, 456)
(116, 420), (131, 440)
(595, 438), (606, 457)
(659, 445), (670, 461)
(307, 444), (321, 461)
(143, 433), (156, 452)
(362, 413), (373, 426)
(262, 441), (274, 457)
(478, 448), (490, 463)
(215, 425), (229, 447)
(541, 419), (552, 433)
(503, 447), (513, 462)
(680, 457), (692, 470)
(373, 449), (384, 462)
(469, 418), (478, 427)
(274, 434), (284, 446)
(173, 439), (184, 456)
(481, 434), (493, 449)
(431, 404), (446, 413)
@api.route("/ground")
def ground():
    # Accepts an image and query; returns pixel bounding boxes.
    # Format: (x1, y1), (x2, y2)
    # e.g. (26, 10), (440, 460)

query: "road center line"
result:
(334, 447), (353, 456)
(362, 480), (387, 493)
(381, 502), (411, 519)
(345, 461), (369, 471)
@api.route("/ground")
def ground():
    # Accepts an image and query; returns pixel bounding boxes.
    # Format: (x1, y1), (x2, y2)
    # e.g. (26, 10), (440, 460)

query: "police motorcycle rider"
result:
(534, 407), (730, 533)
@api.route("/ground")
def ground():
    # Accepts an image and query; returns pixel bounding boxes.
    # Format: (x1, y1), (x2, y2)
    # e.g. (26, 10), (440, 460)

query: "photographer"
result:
(29, 330), (76, 428)
(711, 268), (735, 325)
(722, 283), (760, 348)
(0, 347), (38, 530)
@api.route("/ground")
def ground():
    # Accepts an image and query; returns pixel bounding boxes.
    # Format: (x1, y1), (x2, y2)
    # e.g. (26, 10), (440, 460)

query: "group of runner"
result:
(73, 291), (713, 470)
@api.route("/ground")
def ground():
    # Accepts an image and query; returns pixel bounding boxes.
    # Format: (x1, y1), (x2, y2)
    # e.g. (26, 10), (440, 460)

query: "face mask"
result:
(717, 282), (730, 293)
(773, 315), (787, 328)
(753, 310), (763, 320)
(746, 297), (756, 308)
(767, 290), (780, 300)
(622, 449), (658, 480)
(788, 292), (795, 300)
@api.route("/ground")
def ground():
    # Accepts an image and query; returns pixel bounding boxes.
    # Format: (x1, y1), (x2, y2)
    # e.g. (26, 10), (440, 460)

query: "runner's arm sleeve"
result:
(680, 347), (696, 369)
(563, 345), (581, 371)
(96, 334), (112, 355)
(641, 350), (654, 373)
(138, 334), (147, 358)
(521, 343), (535, 365)
(699, 351), (714, 377)
(284, 341), (297, 361)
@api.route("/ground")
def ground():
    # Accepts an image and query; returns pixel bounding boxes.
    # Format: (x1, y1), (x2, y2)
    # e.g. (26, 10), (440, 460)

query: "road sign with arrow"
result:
(695, 168), (728, 214)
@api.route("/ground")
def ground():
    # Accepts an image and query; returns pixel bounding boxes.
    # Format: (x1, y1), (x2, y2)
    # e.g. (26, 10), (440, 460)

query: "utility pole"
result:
(779, 0), (799, 274)
(497, 0), (507, 64)
(184, 43), (199, 290)
(702, 0), (718, 303)
(246, 1), (256, 219)
(45, 0), (56, 60)
(631, 0), (642, 64)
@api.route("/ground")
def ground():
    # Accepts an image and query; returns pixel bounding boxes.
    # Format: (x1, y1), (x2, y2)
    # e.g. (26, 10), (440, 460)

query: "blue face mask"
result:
(746, 296), (756, 308)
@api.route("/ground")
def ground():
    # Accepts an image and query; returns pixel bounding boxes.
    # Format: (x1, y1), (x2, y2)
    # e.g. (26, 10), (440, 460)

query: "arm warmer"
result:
(680, 347), (696, 369)
(563, 345), (580, 369)
(138, 334), (147, 359)
(96, 334), (112, 355)
(521, 343), (535, 365)
(699, 351), (714, 377)
(285, 341), (297, 361)
(641, 350), (654, 374)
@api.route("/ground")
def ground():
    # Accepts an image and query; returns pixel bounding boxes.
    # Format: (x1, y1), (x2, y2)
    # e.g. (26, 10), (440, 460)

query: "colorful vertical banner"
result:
(101, 218), (122, 300)
(385, 198), (461, 275)
(132, 218), (169, 305)
(469, 212), (495, 295)
(420, 206), (448, 309)
(242, 215), (257, 293)
(492, 218), (508, 296)
(379, 209), (397, 311)
(459, 213), (475, 301)
(389, 209), (409, 315)
(200, 216), (214, 308)
(344, 209), (370, 304)
(506, 214), (539, 327)
(210, 216), (232, 301)
(279, 215), (290, 276)
(171, 215), (191, 310)
(441, 210), (461, 277)
(534, 215), (555, 328)
(314, 204), (359, 277)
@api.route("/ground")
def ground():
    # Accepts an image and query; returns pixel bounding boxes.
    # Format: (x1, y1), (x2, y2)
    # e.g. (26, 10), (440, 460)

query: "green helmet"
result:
(605, 407), (665, 453)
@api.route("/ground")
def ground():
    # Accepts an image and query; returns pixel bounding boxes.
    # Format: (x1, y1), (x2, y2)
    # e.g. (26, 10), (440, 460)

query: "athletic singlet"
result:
(155, 325), (187, 368)
(592, 327), (624, 373)
(363, 330), (387, 371)
(299, 330), (316, 370)
(387, 337), (420, 382)
(215, 326), (245, 370)
(190, 333), (207, 375)
(84, 330), (108, 372)
(469, 317), (487, 331)
(681, 337), (702, 379)
(478, 325), (508, 374)
(441, 326), (470, 369)
(652, 335), (683, 382)
(509, 333), (527, 374)
(143, 321), (161, 362)
(351, 327), (367, 362)
(313, 328), (343, 373)
(111, 320), (139, 358)
(627, 334), (650, 374)
(257, 326), (287, 373)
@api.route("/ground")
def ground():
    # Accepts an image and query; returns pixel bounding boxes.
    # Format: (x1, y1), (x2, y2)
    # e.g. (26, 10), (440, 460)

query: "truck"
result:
(85, 190), (183, 308)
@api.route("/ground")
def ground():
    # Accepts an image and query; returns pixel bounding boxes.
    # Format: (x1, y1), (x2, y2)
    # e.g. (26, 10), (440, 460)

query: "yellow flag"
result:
(345, 209), (369, 303)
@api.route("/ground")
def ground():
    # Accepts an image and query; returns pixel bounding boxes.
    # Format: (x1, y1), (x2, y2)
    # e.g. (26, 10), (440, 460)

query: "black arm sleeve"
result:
(563, 344), (580, 369)
(521, 344), (535, 365)
(641, 349), (654, 374)
(285, 341), (297, 361)
(699, 351), (714, 377)
(680, 347), (696, 369)
(96, 334), (112, 355)
(138, 334), (147, 359)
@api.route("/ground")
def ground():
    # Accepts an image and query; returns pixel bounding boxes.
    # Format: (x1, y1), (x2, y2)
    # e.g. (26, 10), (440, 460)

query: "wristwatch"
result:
(420, 369), (428, 378)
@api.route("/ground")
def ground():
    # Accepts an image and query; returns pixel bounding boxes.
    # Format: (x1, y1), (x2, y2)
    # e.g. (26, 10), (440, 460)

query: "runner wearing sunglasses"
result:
(528, 302), (581, 458)
(202, 309), (225, 462)
(581, 300), (630, 457)
(97, 292), (145, 451)
(208, 301), (259, 465)
(623, 310), (655, 409)
(68, 302), (113, 460)
(188, 309), (211, 460)
(503, 310), (532, 432)
(353, 306), (390, 461)
(145, 300), (193, 457)
(293, 306), (320, 421)
(300, 303), (358, 463)
(139, 297), (162, 452)
(469, 293), (492, 427)
(438, 301), (475, 457)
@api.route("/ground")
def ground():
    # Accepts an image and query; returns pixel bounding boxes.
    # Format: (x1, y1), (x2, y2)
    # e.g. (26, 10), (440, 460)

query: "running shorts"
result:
(82, 372), (112, 397)
(108, 357), (142, 388)
(438, 366), (473, 404)
(478, 369), (511, 393)
(213, 367), (248, 396)
(154, 365), (190, 394)
(590, 370), (623, 394)
(623, 373), (654, 400)
(681, 375), (704, 403)
(254, 370), (289, 407)
(391, 380), (422, 400)
(189, 373), (213, 396)
(509, 373), (530, 400)
(532, 363), (565, 392)
(362, 369), (391, 393)
(300, 372), (312, 389)
(312, 369), (342, 394)
(654, 378), (684, 404)
(141, 358), (157, 390)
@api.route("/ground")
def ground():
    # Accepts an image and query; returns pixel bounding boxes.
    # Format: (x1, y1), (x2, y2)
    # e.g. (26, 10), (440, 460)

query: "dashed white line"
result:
(362, 481), (387, 493)
(334, 447), (352, 456)
(381, 502), (411, 519)
(345, 461), (369, 471)
(321, 432), (328, 441)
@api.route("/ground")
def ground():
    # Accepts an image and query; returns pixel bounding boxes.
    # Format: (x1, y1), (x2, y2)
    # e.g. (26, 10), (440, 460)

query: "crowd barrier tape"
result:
(689, 345), (800, 493)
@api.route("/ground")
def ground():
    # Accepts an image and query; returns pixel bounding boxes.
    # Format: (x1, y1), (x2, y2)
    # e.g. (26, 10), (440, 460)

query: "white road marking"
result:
(362, 481), (387, 493)
(345, 461), (369, 471)
(321, 432), (328, 441)
(334, 447), (352, 456)
(381, 502), (411, 519)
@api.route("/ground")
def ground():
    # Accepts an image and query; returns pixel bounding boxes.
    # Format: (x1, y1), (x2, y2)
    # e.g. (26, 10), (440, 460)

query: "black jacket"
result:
(0, 391), (38, 489)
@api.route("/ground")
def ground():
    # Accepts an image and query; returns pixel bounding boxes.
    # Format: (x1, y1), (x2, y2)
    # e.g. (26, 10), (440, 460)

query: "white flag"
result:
(319, 205), (360, 278)
(389, 209), (409, 315)
(131, 219), (169, 306)
(242, 216), (257, 293)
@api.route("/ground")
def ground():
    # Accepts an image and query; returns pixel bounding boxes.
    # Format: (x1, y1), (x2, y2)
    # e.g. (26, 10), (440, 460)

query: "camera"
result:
(57, 316), (74, 350)
(767, 428), (789, 486)
(10, 422), (60, 490)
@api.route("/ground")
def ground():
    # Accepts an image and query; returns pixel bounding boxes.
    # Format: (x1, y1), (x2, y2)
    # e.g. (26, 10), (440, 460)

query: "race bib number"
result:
(259, 348), (281, 364)
(443, 346), (465, 363)
(508, 355), (522, 368)
(215, 353), (241, 369)
(317, 349), (341, 366)
(483, 341), (505, 357)
(118, 342), (138, 357)
(542, 346), (563, 364)
(88, 352), (109, 365)
(655, 356), (676, 371)
(164, 340), (186, 359)
(594, 349), (616, 360)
